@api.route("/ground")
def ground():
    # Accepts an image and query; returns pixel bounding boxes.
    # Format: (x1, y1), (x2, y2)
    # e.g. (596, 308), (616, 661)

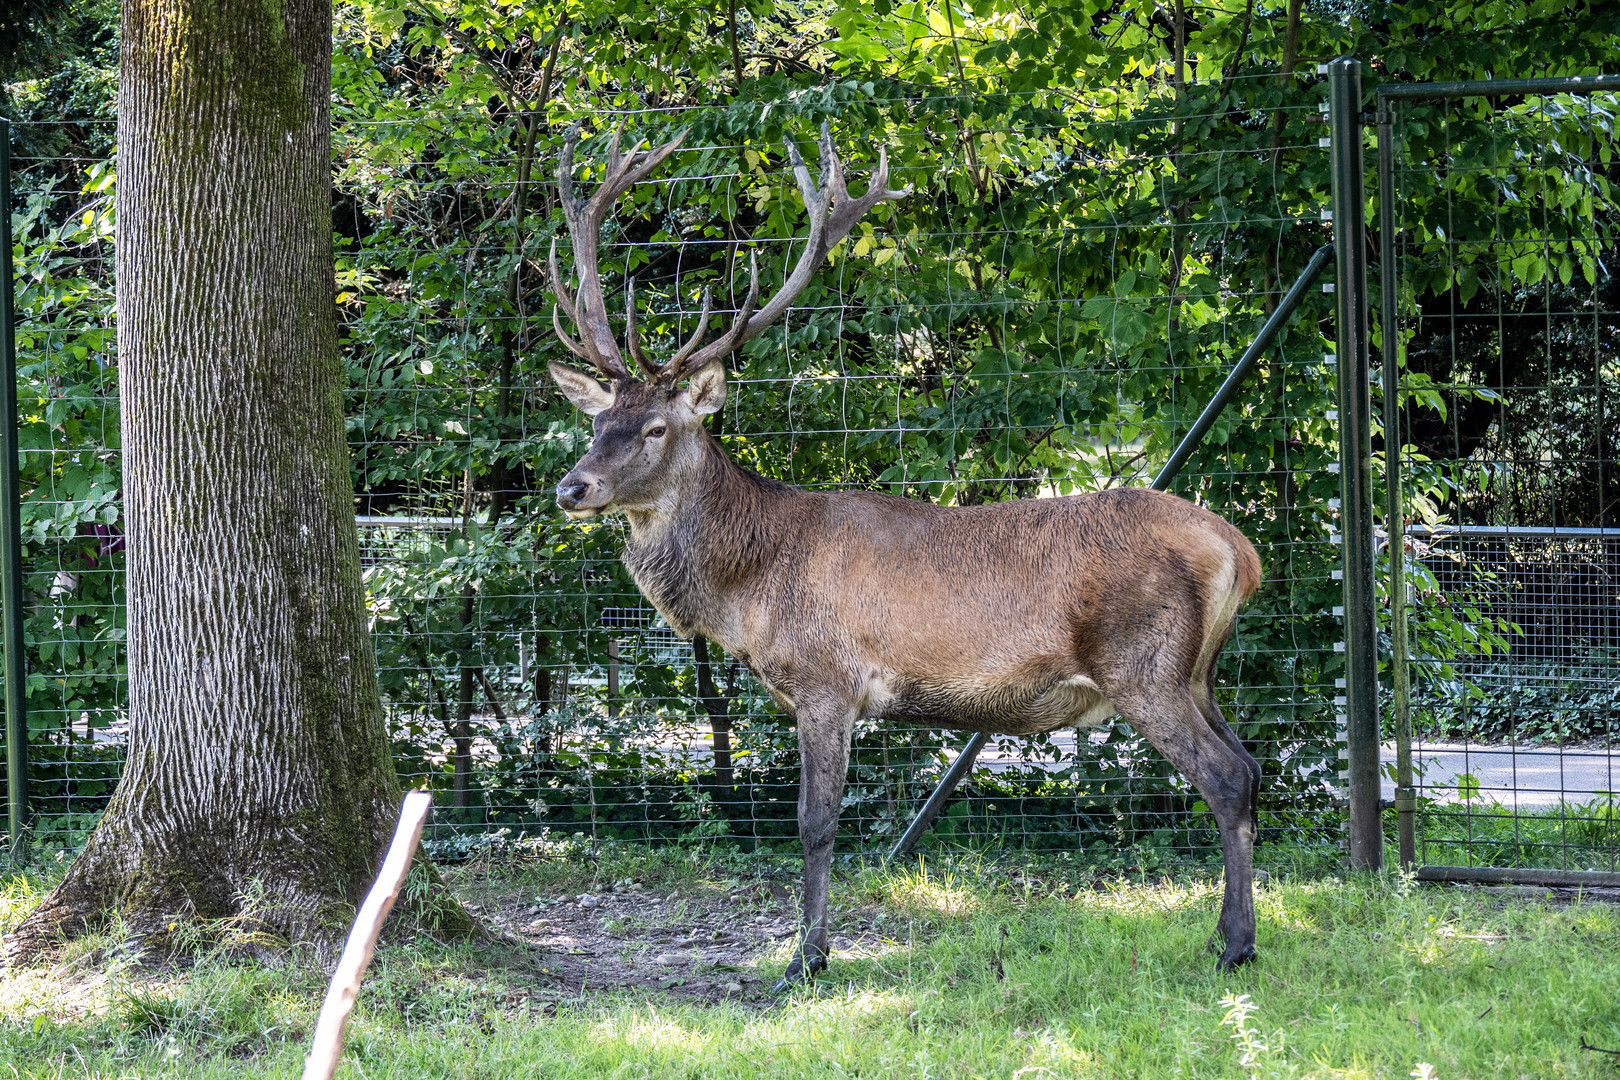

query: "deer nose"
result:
(556, 478), (592, 508)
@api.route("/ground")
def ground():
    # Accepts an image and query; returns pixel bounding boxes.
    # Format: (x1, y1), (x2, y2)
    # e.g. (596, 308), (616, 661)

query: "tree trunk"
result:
(693, 636), (733, 790)
(452, 664), (477, 811)
(532, 624), (553, 765)
(6, 0), (470, 961)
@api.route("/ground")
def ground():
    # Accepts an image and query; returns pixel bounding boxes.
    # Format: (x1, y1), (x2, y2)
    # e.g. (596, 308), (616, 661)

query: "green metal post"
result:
(1150, 243), (1335, 490)
(1377, 73), (1620, 101)
(1329, 58), (1381, 871)
(0, 116), (27, 863)
(1377, 106), (1415, 870)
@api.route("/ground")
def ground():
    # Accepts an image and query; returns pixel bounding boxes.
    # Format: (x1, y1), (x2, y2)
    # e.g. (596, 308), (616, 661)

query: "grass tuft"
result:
(2, 846), (1619, 1077)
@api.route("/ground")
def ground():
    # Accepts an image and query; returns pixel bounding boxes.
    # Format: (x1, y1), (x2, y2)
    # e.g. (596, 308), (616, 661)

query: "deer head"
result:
(548, 124), (910, 519)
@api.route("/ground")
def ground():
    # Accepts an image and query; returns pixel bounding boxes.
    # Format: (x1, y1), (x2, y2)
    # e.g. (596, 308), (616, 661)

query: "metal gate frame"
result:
(0, 116), (27, 866)
(1371, 69), (1620, 888)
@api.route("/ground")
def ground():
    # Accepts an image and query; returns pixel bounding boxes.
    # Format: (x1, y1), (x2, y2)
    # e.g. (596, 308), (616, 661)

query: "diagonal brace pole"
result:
(887, 243), (1336, 861)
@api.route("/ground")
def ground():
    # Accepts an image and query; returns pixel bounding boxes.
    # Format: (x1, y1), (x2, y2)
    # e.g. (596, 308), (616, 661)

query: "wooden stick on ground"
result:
(302, 789), (434, 1080)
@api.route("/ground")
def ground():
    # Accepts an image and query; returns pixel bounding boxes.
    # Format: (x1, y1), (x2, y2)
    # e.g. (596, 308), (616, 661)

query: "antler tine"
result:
(547, 238), (592, 363)
(679, 250), (761, 375)
(686, 131), (908, 362)
(558, 126), (581, 213)
(665, 286), (714, 371)
(829, 144), (909, 241)
(625, 277), (659, 379)
(547, 237), (583, 328)
(553, 126), (629, 378)
(785, 136), (832, 240)
(818, 121), (846, 210)
(582, 127), (687, 230)
(552, 305), (590, 361)
(550, 124), (689, 382)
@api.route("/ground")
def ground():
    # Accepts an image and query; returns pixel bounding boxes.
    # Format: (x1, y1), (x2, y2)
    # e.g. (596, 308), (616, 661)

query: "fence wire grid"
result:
(8, 76), (1359, 863)
(1384, 85), (1620, 875)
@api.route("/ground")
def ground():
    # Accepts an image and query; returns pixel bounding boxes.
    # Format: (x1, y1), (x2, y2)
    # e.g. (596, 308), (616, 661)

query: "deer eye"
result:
(645, 424), (667, 439)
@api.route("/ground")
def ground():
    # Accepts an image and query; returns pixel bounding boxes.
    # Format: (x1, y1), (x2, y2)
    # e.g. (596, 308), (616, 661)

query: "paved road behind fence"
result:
(1381, 743), (1617, 808)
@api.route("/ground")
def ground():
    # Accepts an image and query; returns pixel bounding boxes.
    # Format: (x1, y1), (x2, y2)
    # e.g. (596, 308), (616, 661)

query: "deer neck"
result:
(621, 431), (793, 642)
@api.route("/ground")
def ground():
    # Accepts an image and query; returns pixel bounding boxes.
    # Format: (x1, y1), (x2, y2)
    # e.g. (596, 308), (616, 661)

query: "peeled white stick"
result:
(301, 789), (434, 1080)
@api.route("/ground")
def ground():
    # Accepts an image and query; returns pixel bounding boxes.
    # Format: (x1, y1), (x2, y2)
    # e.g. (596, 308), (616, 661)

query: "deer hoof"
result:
(772, 955), (827, 993)
(1216, 944), (1257, 971)
(771, 970), (810, 994)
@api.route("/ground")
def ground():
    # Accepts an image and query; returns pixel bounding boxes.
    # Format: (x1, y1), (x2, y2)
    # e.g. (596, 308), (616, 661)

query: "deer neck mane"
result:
(622, 430), (795, 640)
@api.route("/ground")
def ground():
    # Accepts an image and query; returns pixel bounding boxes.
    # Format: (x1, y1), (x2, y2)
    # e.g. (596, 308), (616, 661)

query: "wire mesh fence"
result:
(3, 76), (1354, 862)
(1383, 83), (1620, 876)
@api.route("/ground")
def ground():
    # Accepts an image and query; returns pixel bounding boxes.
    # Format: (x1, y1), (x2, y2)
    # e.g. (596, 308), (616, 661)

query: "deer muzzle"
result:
(556, 472), (611, 520)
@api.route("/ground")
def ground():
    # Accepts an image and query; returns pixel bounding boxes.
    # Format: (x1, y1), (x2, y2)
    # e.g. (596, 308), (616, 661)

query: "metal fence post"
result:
(1329, 58), (1382, 871)
(0, 115), (29, 863)
(1376, 105), (1416, 870)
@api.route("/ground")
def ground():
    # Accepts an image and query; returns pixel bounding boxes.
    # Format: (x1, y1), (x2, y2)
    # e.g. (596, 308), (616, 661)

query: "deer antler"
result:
(666, 122), (910, 379)
(547, 122), (910, 386)
(653, 252), (760, 384)
(549, 125), (687, 381)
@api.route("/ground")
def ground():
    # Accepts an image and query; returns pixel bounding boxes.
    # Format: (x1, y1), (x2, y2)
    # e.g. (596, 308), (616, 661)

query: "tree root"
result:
(3, 842), (477, 971)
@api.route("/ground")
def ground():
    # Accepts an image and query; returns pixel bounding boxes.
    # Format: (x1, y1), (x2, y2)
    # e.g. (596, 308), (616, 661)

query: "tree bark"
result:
(693, 636), (733, 790)
(452, 664), (477, 811)
(6, 0), (470, 962)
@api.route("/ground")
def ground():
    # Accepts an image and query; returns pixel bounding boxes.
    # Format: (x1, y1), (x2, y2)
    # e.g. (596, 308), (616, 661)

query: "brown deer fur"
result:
(546, 128), (1266, 987)
(552, 370), (1265, 983)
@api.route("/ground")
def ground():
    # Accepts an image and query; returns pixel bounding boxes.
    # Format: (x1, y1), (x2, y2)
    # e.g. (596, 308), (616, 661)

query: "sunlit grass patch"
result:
(588, 1000), (715, 1055)
(0, 863), (60, 937)
(1256, 878), (1339, 936)
(857, 858), (984, 920)
(1076, 871), (1219, 916)
(2, 851), (1619, 1078)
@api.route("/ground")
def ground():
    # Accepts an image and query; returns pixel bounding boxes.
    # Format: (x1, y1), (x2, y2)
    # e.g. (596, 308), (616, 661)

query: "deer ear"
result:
(682, 360), (727, 417)
(549, 361), (616, 416)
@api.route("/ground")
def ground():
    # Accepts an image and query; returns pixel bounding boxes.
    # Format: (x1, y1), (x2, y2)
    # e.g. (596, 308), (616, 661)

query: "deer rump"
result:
(627, 482), (1260, 740)
(543, 124), (1269, 984)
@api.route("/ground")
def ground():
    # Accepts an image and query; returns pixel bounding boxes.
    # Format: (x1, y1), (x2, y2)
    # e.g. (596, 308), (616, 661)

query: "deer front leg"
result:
(775, 701), (855, 992)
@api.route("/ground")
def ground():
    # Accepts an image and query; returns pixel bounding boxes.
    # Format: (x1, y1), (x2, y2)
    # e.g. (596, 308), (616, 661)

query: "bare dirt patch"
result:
(464, 870), (898, 1007)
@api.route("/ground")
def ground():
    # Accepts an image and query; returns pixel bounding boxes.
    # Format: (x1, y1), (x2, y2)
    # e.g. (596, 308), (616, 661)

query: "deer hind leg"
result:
(775, 700), (856, 992)
(1113, 686), (1258, 970)
(1193, 672), (1261, 834)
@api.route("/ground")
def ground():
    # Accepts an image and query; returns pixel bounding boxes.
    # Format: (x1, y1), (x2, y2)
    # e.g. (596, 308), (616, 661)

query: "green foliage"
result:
(1415, 655), (1620, 745)
(1413, 794), (1620, 871)
(6, 154), (122, 824)
(5, 0), (1618, 859)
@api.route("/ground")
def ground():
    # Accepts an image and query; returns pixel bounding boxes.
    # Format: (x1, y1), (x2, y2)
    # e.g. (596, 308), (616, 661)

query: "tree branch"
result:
(302, 791), (434, 1080)
(727, 0), (744, 93)
(475, 668), (509, 721)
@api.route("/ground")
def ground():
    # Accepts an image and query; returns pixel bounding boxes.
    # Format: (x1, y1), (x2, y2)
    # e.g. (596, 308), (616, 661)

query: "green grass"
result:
(1415, 796), (1620, 872)
(4, 847), (1620, 1079)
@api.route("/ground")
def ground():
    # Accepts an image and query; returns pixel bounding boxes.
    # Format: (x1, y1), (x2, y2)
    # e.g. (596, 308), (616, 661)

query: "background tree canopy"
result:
(4, 0), (1617, 854)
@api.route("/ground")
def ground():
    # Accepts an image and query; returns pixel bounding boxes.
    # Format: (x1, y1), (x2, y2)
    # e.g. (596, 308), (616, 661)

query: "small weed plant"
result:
(1218, 993), (1283, 1078)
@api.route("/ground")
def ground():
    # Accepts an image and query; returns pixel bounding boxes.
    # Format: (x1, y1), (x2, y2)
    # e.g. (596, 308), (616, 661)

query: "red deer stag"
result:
(546, 125), (1264, 987)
